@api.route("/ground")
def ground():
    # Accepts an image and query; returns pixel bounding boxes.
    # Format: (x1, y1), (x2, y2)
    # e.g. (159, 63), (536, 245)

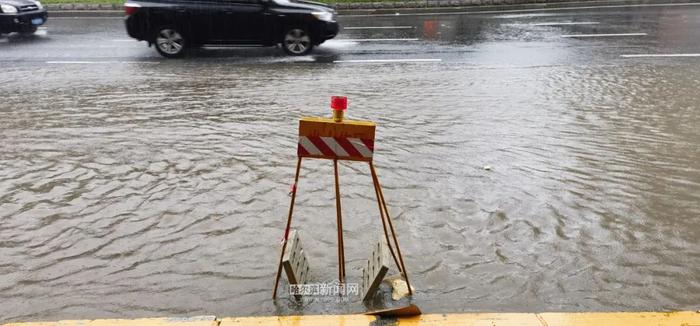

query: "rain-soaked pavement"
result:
(1, 1), (700, 323)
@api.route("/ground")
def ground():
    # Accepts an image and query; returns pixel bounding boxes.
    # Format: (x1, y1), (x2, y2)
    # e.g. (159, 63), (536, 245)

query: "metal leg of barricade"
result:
(333, 159), (346, 284)
(369, 161), (412, 295)
(273, 157), (303, 299)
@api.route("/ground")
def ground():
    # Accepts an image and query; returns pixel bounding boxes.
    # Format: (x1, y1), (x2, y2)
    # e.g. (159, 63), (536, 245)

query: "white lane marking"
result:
(531, 21), (599, 26)
(51, 16), (123, 19)
(335, 38), (419, 42)
(342, 2), (700, 17)
(561, 33), (647, 38)
(47, 61), (113, 64)
(46, 61), (159, 64)
(334, 59), (442, 63)
(621, 53), (700, 58)
(343, 26), (414, 30)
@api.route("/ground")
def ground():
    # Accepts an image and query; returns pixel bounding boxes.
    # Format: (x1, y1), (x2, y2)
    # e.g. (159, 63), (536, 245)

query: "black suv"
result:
(124, 0), (339, 58)
(0, 0), (47, 35)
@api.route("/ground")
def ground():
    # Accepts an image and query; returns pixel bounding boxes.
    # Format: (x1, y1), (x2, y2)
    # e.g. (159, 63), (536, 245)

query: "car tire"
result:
(282, 27), (313, 56)
(19, 26), (38, 35)
(154, 26), (187, 58)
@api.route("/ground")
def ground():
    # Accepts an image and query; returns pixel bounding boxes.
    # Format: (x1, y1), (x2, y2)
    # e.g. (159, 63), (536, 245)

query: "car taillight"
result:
(124, 3), (140, 16)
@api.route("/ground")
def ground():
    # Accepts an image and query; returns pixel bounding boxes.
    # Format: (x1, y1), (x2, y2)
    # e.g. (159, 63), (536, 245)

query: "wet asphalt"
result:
(1, 1), (700, 323)
(1, 2), (700, 63)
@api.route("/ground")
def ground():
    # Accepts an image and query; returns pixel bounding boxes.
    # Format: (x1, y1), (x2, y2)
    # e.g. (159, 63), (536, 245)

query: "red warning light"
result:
(331, 96), (347, 111)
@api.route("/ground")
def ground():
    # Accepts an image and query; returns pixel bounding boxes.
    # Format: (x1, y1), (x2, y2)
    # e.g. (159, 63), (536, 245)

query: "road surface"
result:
(1, 1), (699, 323)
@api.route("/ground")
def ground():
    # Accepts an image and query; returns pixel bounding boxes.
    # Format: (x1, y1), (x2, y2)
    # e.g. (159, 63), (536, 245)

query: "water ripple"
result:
(1, 55), (699, 322)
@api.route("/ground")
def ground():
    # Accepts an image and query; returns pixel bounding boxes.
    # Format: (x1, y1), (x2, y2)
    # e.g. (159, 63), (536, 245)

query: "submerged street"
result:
(1, 1), (700, 323)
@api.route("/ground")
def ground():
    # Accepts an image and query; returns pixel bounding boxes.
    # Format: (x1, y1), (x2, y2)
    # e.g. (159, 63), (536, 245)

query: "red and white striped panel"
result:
(298, 136), (374, 160)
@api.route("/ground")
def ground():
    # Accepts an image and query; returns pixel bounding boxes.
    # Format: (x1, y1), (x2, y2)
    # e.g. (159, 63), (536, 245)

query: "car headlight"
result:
(312, 11), (334, 22)
(34, 1), (43, 9)
(1, 3), (18, 13)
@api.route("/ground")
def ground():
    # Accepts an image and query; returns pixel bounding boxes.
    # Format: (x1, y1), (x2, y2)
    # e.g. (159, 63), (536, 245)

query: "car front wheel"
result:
(155, 27), (186, 58)
(282, 27), (313, 56)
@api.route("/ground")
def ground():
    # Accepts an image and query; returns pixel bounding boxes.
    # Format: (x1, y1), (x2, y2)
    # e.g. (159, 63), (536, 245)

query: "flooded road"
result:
(1, 2), (700, 323)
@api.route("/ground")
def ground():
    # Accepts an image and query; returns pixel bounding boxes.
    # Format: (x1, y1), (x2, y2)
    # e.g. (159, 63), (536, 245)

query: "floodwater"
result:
(1, 4), (700, 323)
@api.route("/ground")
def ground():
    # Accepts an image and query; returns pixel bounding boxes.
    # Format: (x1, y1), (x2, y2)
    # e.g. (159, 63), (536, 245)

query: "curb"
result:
(41, 0), (663, 11)
(45, 3), (120, 10)
(333, 0), (593, 10)
(4, 312), (700, 326)
(43, 0), (700, 12)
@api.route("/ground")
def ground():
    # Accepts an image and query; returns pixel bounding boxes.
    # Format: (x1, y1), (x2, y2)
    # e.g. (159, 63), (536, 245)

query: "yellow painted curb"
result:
(394, 312), (700, 325)
(218, 311), (700, 326)
(219, 315), (376, 326)
(538, 311), (700, 326)
(393, 313), (543, 325)
(5, 311), (700, 326)
(2, 316), (217, 326)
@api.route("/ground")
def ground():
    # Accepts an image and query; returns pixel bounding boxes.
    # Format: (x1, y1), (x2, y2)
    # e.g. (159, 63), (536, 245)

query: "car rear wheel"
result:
(155, 27), (186, 58)
(282, 27), (313, 56)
